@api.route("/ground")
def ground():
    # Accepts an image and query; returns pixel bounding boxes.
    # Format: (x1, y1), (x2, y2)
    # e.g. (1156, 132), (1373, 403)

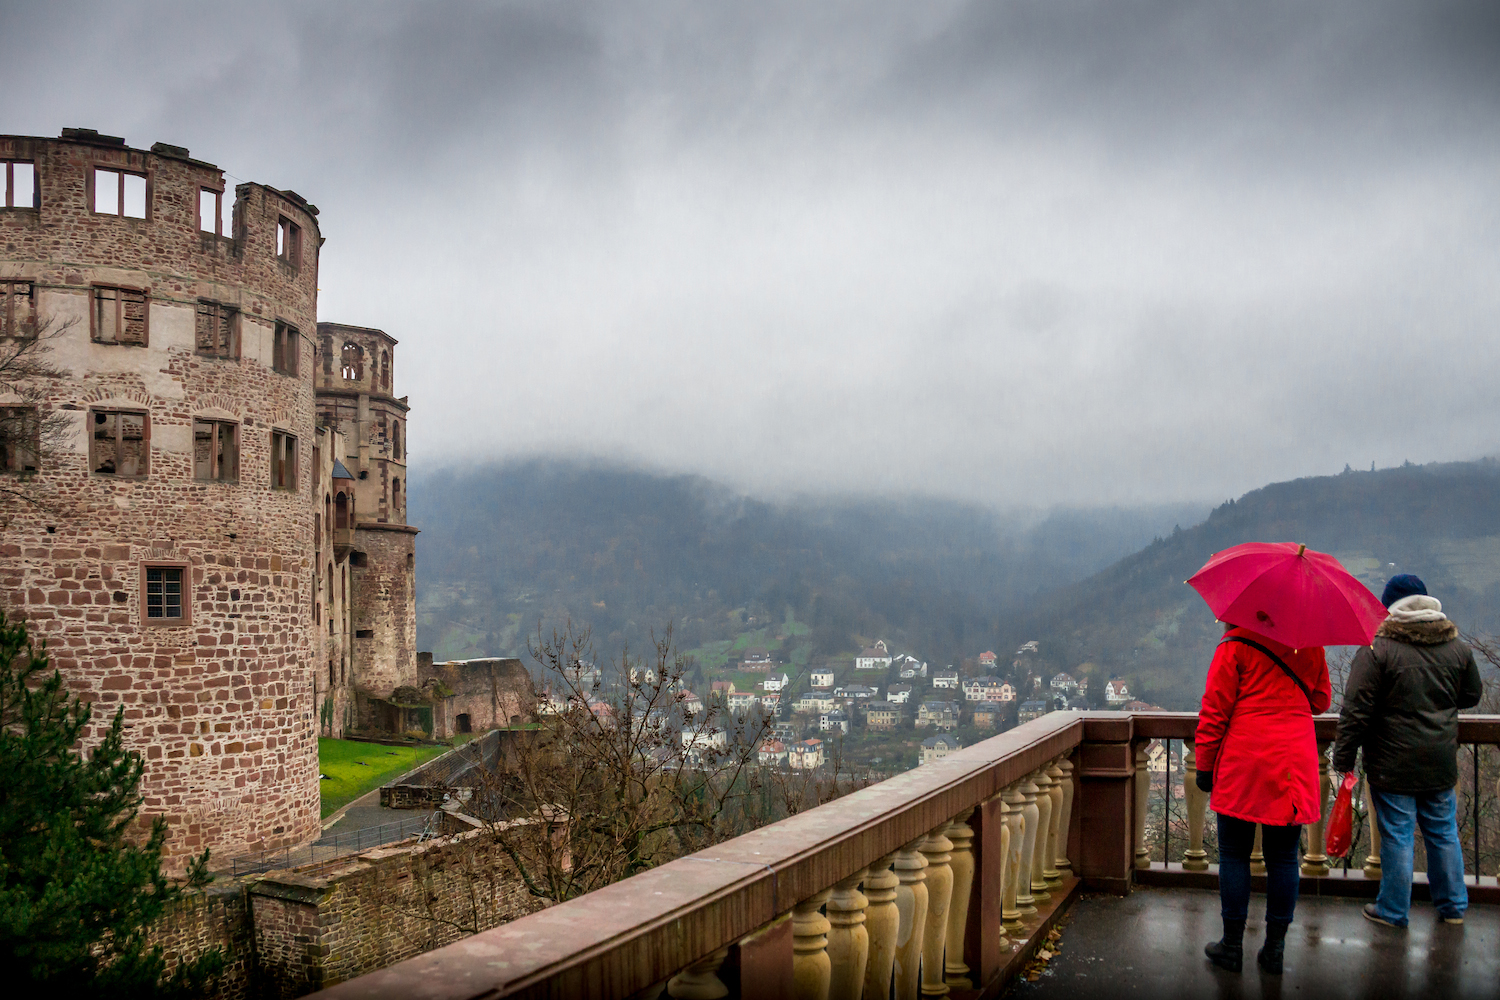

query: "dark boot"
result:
(1205, 918), (1246, 972)
(1258, 920), (1289, 974)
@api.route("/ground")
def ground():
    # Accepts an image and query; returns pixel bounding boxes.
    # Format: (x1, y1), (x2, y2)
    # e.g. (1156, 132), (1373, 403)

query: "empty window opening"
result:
(328, 660), (335, 686)
(340, 342), (363, 382)
(0, 281), (35, 339)
(456, 713), (472, 734)
(273, 322), (299, 376)
(193, 419), (238, 482)
(0, 407), (39, 473)
(406, 553), (414, 570)
(197, 187), (234, 237)
(271, 430), (298, 490)
(195, 300), (238, 358)
(334, 492), (349, 529)
(93, 286), (148, 345)
(350, 551), (368, 568)
(94, 167), (147, 219)
(392, 421), (401, 460)
(3, 162), (37, 210)
(380, 350), (390, 391)
(355, 628), (374, 639)
(392, 478), (401, 512)
(91, 410), (147, 477)
(145, 566), (185, 621)
(277, 216), (301, 267)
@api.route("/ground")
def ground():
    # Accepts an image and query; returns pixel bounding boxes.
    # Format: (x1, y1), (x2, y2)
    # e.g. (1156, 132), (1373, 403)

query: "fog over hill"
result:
(409, 459), (1206, 667)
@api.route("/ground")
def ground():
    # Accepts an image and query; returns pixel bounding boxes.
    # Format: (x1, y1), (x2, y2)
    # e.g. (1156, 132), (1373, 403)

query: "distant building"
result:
(897, 656), (928, 679)
(995, 681), (1016, 702)
(932, 669), (961, 690)
(864, 702), (902, 732)
(790, 738), (824, 770)
(758, 740), (788, 766)
(1016, 641), (1039, 656)
(887, 683), (914, 705)
(1050, 672), (1079, 695)
(1122, 699), (1160, 712)
(917, 699), (961, 731)
(711, 680), (735, 694)
(978, 651), (998, 670)
(921, 734), (961, 763)
(678, 691), (705, 718)
(760, 690), (782, 712)
(810, 667), (836, 689)
(727, 690), (758, 713)
(763, 672), (792, 692)
(962, 676), (1006, 702)
(793, 691), (835, 715)
(740, 647), (774, 671)
(972, 702), (1005, 730)
(1105, 678), (1132, 706)
(682, 726), (727, 752)
(1018, 699), (1050, 724)
(835, 684), (878, 700)
(855, 640), (892, 671)
(820, 709), (851, 734)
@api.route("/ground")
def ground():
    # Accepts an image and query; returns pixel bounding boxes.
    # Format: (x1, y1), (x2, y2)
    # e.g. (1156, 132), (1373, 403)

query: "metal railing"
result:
(226, 812), (439, 876)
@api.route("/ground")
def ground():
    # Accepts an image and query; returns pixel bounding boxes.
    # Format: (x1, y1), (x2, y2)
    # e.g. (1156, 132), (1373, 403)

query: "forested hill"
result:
(1018, 459), (1500, 708)
(408, 459), (1204, 668)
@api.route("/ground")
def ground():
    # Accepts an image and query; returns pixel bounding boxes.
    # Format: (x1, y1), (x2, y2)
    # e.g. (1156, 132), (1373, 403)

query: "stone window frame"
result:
(195, 300), (239, 359)
(140, 561), (191, 627)
(276, 216), (301, 270)
(270, 428), (298, 491)
(90, 165), (150, 220)
(1, 160), (38, 210)
(92, 284), (149, 346)
(0, 405), (40, 473)
(89, 407), (150, 479)
(0, 280), (36, 339)
(272, 321), (299, 377)
(196, 185), (234, 239)
(193, 417), (239, 483)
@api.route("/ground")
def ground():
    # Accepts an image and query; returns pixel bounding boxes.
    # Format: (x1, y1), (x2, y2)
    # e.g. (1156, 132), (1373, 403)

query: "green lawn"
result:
(318, 738), (453, 817)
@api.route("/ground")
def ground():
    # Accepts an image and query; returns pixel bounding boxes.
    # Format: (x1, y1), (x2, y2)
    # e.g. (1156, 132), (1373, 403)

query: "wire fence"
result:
(226, 812), (440, 876)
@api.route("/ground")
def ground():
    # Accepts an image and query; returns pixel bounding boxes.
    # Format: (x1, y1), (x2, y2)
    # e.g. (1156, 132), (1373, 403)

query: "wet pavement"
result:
(1009, 886), (1498, 1000)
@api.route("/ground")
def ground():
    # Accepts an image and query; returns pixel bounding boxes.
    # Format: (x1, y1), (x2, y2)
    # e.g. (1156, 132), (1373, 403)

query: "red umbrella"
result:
(1187, 542), (1387, 648)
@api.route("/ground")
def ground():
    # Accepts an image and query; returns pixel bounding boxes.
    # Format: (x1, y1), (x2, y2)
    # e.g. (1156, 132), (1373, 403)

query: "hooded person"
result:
(1332, 574), (1483, 929)
(1194, 620), (1332, 975)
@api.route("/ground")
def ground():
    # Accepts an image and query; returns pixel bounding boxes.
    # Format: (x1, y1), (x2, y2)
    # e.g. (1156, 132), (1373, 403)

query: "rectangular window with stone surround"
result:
(193, 419), (238, 482)
(142, 564), (189, 624)
(273, 321), (299, 376)
(92, 167), (148, 219)
(195, 300), (238, 358)
(3, 161), (37, 210)
(0, 406), (39, 473)
(271, 429), (298, 491)
(93, 285), (148, 346)
(0, 280), (35, 339)
(90, 409), (148, 477)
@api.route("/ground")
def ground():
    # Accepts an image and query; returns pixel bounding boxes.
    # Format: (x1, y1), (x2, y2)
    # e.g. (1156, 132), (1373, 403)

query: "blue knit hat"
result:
(1381, 573), (1427, 608)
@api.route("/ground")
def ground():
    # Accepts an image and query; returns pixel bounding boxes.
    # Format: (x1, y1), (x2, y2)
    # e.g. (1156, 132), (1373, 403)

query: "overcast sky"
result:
(5, 1), (1498, 506)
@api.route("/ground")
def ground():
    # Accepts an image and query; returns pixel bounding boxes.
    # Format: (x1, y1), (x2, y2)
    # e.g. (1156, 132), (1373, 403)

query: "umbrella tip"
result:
(1297, 543), (1307, 557)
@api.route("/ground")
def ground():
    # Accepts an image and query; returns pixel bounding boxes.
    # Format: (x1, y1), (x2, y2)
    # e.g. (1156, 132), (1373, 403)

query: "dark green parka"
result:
(1331, 617), (1483, 793)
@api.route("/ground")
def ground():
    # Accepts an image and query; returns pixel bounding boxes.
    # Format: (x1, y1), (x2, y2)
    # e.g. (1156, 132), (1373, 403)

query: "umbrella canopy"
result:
(1187, 542), (1387, 649)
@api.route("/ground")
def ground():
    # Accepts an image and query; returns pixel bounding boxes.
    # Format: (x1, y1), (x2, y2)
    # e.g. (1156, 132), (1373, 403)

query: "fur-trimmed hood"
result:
(1376, 617), (1459, 646)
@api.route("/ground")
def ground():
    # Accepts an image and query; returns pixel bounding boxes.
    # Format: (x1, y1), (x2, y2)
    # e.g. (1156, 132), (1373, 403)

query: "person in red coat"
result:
(1194, 623), (1331, 975)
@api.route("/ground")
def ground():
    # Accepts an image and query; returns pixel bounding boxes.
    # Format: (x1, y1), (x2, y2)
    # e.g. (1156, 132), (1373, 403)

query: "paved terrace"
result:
(310, 712), (1499, 1000)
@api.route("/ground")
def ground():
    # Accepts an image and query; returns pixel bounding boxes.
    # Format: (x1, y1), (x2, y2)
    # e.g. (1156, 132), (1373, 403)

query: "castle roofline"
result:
(318, 321), (398, 345)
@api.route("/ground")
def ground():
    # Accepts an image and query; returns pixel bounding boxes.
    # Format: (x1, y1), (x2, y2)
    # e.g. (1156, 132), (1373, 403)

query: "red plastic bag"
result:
(1326, 772), (1359, 858)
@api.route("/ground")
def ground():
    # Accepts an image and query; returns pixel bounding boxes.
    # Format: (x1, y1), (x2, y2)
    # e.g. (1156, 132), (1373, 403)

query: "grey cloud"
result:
(3, 1), (1499, 506)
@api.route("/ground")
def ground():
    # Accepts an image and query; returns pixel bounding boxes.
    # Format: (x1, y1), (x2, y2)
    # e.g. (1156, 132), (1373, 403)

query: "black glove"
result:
(1195, 769), (1213, 793)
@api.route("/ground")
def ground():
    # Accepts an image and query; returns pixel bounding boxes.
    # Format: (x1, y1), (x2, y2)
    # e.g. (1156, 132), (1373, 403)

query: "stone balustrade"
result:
(310, 712), (1498, 1000)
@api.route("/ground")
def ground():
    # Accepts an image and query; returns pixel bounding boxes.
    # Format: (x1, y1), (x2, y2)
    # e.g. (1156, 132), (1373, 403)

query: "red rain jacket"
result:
(1194, 626), (1332, 827)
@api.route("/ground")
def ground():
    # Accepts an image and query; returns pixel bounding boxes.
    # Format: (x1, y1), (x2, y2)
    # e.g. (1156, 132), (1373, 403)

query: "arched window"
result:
(340, 342), (364, 382)
(325, 493), (332, 537)
(392, 421), (401, 460)
(335, 491), (349, 529)
(381, 350), (391, 391)
(392, 478), (401, 511)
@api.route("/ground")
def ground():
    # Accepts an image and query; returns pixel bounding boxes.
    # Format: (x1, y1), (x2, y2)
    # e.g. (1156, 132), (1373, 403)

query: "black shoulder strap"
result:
(1219, 635), (1315, 711)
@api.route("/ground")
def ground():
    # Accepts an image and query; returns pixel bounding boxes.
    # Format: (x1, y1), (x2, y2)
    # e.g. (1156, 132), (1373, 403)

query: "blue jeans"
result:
(1371, 787), (1468, 925)
(1219, 814), (1301, 924)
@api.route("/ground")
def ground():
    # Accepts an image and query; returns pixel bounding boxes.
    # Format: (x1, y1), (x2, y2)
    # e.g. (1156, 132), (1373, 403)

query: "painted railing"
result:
(311, 712), (1498, 999)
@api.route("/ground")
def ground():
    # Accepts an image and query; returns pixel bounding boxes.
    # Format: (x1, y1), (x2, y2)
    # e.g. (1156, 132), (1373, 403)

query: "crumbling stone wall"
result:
(0, 131), (323, 862)
(420, 656), (532, 738)
(350, 523), (417, 720)
(147, 882), (257, 1000)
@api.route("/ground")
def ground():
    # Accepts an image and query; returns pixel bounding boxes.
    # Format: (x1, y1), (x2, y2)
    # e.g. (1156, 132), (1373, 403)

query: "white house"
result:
(898, 657), (928, 680)
(760, 690), (782, 711)
(978, 651), (998, 670)
(887, 684), (914, 705)
(740, 647), (774, 671)
(1105, 678), (1131, 706)
(835, 684), (878, 700)
(932, 669), (961, 690)
(677, 691), (705, 717)
(763, 672), (792, 693)
(681, 726), (727, 752)
(996, 681), (1016, 702)
(727, 690), (758, 713)
(758, 739), (788, 766)
(962, 676), (1006, 702)
(820, 709), (850, 734)
(921, 734), (961, 763)
(855, 640), (892, 672)
(1050, 672), (1079, 695)
(789, 738), (824, 770)
(810, 667), (836, 689)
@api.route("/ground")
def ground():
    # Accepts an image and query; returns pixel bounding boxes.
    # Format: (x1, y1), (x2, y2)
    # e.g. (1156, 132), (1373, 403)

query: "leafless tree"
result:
(0, 315), (76, 523)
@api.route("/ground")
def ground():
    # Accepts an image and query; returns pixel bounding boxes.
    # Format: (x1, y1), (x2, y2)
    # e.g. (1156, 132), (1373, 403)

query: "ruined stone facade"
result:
(417, 654), (532, 739)
(0, 130), (418, 862)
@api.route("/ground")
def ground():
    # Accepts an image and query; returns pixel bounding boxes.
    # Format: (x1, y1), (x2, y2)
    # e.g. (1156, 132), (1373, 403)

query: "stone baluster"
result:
(993, 792), (1015, 948)
(1044, 758), (1065, 886)
(1029, 769), (1054, 903)
(1182, 742), (1209, 872)
(826, 868), (869, 1000)
(1250, 825), (1266, 876)
(944, 812), (977, 989)
(1301, 741), (1333, 877)
(1053, 754), (1075, 877)
(1016, 774), (1041, 914)
(1133, 743), (1152, 870)
(893, 838), (929, 1000)
(1362, 779), (1382, 880)
(919, 823), (954, 998)
(794, 890), (833, 1000)
(667, 948), (729, 999)
(862, 854), (901, 1000)
(1001, 783), (1027, 935)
